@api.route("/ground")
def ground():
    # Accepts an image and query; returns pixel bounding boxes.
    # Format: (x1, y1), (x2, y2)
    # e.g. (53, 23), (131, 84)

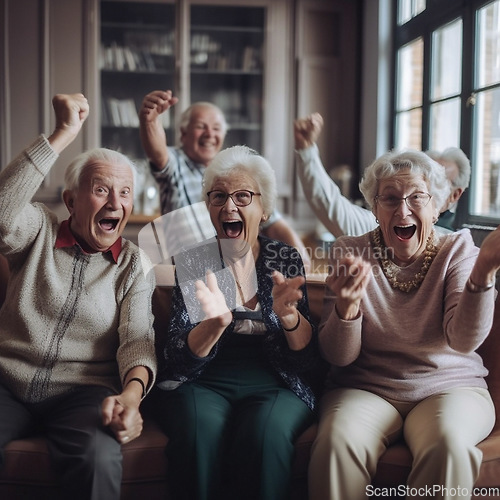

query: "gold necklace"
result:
(371, 227), (438, 293)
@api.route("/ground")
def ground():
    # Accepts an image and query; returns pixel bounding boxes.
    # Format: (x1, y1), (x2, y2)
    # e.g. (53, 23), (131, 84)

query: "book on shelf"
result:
(102, 97), (170, 129)
(100, 42), (167, 72)
(102, 98), (140, 127)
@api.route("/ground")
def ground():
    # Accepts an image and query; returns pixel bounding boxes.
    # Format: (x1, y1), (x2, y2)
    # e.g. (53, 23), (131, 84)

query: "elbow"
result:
(446, 335), (483, 354)
(319, 342), (359, 367)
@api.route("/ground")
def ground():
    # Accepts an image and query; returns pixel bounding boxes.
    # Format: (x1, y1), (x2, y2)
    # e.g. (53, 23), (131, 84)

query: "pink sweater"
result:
(319, 229), (496, 403)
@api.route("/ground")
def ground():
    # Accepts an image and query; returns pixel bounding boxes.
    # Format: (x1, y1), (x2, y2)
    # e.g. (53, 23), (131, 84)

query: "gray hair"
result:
(179, 102), (228, 136)
(359, 149), (450, 213)
(438, 147), (471, 190)
(64, 148), (137, 193)
(202, 145), (276, 218)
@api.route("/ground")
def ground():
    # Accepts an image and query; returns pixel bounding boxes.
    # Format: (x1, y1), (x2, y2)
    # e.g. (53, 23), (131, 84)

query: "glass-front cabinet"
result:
(189, 4), (264, 152)
(100, 1), (176, 159)
(97, 0), (288, 215)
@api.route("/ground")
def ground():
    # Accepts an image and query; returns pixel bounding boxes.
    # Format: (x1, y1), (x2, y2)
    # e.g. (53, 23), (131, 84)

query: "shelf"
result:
(101, 69), (173, 76)
(102, 22), (169, 31)
(100, 0), (269, 215)
(191, 25), (263, 34)
(190, 69), (262, 75)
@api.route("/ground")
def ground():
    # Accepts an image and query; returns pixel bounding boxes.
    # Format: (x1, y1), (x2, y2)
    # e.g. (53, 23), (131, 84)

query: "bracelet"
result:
(282, 312), (301, 332)
(126, 377), (146, 399)
(466, 277), (495, 293)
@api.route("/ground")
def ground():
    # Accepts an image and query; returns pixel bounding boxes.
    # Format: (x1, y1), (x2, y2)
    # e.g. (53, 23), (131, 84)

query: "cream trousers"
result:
(308, 386), (495, 500)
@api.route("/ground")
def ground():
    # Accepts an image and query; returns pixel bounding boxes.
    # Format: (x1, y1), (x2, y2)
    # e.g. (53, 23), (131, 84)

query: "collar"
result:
(178, 148), (206, 173)
(55, 219), (122, 263)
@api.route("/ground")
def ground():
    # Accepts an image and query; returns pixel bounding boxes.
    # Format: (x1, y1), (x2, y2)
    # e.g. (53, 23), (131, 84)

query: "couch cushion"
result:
(0, 419), (170, 500)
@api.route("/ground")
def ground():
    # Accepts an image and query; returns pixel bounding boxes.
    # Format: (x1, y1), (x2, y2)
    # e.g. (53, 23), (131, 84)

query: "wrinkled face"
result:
(64, 161), (134, 253)
(207, 172), (264, 257)
(181, 106), (226, 166)
(373, 170), (438, 266)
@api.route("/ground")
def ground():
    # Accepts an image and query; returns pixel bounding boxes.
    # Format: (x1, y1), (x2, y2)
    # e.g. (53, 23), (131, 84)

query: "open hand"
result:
(195, 270), (232, 326)
(326, 255), (371, 320)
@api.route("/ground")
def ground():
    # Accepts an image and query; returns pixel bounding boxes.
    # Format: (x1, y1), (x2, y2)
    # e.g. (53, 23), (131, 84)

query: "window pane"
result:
(431, 19), (462, 100)
(477, 0), (500, 88)
(471, 88), (500, 217)
(429, 98), (461, 151)
(398, 0), (426, 25)
(396, 38), (424, 110)
(395, 109), (422, 149)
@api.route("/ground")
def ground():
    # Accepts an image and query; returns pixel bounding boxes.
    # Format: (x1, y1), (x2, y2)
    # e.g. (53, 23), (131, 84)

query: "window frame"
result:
(392, 0), (499, 228)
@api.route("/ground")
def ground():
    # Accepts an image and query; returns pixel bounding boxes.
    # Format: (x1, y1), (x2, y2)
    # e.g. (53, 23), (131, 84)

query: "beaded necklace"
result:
(371, 227), (438, 293)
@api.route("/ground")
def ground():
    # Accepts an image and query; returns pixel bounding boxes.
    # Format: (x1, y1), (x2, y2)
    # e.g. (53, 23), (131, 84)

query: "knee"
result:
(417, 434), (477, 463)
(314, 412), (364, 452)
(83, 430), (122, 474)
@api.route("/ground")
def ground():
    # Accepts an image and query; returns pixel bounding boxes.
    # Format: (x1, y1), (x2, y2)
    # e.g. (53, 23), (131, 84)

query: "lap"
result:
(150, 381), (312, 441)
(317, 388), (404, 444)
(404, 387), (495, 447)
(0, 383), (37, 447)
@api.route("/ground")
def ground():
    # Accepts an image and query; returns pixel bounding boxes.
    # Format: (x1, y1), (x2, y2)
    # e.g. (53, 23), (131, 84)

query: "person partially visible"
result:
(294, 113), (469, 237)
(426, 147), (471, 231)
(0, 93), (157, 500)
(308, 149), (498, 500)
(294, 112), (377, 237)
(139, 89), (312, 271)
(150, 145), (323, 500)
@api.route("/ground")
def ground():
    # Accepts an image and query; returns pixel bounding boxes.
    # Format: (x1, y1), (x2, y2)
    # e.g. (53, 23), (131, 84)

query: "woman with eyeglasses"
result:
(308, 149), (500, 500)
(150, 145), (324, 500)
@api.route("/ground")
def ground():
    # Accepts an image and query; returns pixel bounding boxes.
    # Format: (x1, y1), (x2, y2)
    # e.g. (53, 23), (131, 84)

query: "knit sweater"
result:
(320, 229), (496, 403)
(156, 237), (324, 411)
(0, 136), (157, 403)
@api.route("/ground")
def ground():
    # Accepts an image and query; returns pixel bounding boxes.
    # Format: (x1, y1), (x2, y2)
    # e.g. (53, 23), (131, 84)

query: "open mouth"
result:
(394, 224), (416, 240)
(222, 221), (243, 238)
(99, 218), (119, 232)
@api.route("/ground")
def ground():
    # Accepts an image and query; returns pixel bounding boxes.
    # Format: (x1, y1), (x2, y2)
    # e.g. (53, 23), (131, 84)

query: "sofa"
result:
(0, 258), (500, 499)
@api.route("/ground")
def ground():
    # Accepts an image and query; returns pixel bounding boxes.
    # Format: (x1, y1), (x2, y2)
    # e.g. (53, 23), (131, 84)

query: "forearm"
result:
(282, 310), (313, 350)
(446, 285), (496, 352)
(296, 145), (377, 237)
(139, 118), (169, 170)
(319, 294), (362, 366)
(187, 318), (227, 358)
(123, 366), (151, 402)
(0, 137), (57, 238)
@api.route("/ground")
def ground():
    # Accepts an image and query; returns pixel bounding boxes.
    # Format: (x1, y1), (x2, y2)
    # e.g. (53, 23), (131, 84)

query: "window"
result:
(393, 0), (500, 225)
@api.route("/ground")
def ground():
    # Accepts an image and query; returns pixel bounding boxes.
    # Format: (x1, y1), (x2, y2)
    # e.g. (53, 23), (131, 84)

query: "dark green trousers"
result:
(151, 335), (313, 500)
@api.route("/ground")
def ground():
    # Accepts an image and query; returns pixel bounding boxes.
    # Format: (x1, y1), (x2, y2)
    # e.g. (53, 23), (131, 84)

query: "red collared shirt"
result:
(55, 219), (122, 263)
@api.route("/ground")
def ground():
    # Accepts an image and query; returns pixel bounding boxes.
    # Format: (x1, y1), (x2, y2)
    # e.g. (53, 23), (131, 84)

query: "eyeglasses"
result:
(207, 190), (261, 207)
(374, 192), (432, 211)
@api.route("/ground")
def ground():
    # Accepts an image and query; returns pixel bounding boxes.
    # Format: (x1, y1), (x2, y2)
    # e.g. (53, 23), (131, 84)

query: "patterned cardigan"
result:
(156, 236), (323, 411)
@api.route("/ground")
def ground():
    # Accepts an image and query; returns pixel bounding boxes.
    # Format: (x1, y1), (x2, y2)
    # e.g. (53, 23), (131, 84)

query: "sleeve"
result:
(117, 251), (158, 393)
(442, 232), (496, 353)
(149, 146), (177, 178)
(156, 282), (221, 389)
(0, 136), (59, 253)
(318, 238), (363, 366)
(295, 144), (378, 238)
(262, 241), (320, 371)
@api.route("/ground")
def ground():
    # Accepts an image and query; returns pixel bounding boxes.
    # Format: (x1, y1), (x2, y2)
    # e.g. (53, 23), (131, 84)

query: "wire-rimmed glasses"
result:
(374, 192), (432, 211)
(207, 190), (261, 207)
